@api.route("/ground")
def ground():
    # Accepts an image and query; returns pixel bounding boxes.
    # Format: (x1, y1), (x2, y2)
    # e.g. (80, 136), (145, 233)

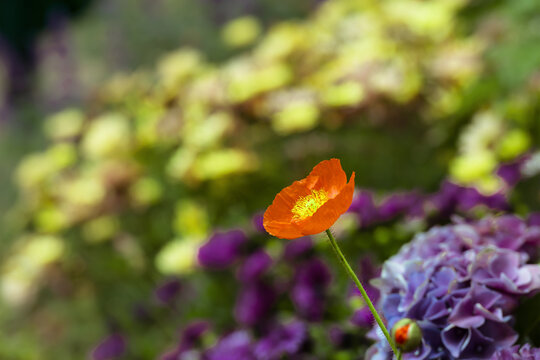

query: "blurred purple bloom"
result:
(237, 250), (273, 283)
(497, 161), (523, 186)
(458, 187), (509, 212)
(368, 216), (540, 360)
(155, 279), (181, 304)
(491, 344), (540, 360)
(160, 321), (210, 360)
(180, 321), (210, 351)
(430, 181), (510, 216)
(206, 331), (255, 360)
(295, 258), (332, 287)
(283, 237), (313, 261)
(378, 192), (423, 221)
(198, 230), (247, 269)
(254, 320), (306, 360)
(427, 181), (462, 217)
(91, 334), (126, 360)
(252, 212), (266, 234)
(354, 256), (380, 289)
(291, 258), (332, 321)
(348, 181), (513, 230)
(235, 281), (277, 326)
(349, 190), (380, 227)
(350, 257), (380, 328)
(528, 213), (540, 227)
(352, 307), (375, 328)
(328, 326), (344, 347)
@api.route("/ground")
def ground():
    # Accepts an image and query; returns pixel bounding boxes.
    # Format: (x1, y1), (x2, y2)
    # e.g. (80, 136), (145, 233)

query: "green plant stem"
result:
(325, 229), (400, 359)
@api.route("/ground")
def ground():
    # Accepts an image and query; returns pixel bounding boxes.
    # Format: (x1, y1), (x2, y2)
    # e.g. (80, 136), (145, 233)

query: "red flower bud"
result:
(391, 318), (422, 353)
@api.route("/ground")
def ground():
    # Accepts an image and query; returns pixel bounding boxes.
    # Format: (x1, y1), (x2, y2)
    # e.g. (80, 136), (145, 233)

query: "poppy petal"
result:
(306, 159), (347, 198)
(263, 220), (305, 239)
(263, 180), (312, 239)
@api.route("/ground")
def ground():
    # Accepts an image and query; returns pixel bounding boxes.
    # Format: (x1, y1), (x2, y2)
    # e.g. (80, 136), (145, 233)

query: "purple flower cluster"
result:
(198, 230), (248, 269)
(253, 321), (307, 360)
(491, 344), (540, 360)
(87, 156), (532, 359)
(197, 229), (333, 326)
(348, 181), (512, 228)
(150, 162), (528, 360)
(368, 215), (540, 360)
(156, 231), (328, 359)
(161, 320), (307, 360)
(204, 320), (306, 360)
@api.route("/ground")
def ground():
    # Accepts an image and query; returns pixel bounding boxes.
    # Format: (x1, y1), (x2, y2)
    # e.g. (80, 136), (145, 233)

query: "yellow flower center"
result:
(291, 189), (329, 220)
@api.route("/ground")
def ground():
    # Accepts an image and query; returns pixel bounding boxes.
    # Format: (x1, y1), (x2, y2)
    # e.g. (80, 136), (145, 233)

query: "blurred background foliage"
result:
(1, 0), (540, 358)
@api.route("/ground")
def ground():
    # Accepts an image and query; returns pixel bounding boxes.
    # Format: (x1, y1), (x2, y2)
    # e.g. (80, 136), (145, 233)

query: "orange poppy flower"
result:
(263, 159), (355, 239)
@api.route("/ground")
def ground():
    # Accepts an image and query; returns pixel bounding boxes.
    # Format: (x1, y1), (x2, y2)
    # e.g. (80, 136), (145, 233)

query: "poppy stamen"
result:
(291, 189), (328, 220)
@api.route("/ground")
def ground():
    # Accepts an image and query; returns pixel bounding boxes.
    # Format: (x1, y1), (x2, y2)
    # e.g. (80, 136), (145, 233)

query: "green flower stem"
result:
(325, 229), (400, 360)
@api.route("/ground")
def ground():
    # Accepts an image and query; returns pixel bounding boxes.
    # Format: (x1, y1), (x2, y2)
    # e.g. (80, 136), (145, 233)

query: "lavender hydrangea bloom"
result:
(491, 344), (540, 360)
(368, 216), (540, 360)
(198, 230), (247, 269)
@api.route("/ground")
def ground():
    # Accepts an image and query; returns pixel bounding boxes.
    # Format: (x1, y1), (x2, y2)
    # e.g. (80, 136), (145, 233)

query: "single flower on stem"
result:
(263, 158), (355, 239)
(263, 159), (402, 359)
